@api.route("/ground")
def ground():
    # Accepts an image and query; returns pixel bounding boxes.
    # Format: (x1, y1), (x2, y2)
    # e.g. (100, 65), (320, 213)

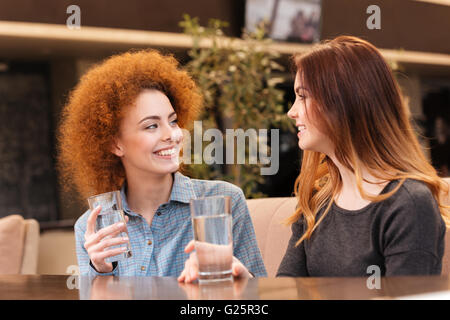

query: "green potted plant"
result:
(180, 15), (294, 198)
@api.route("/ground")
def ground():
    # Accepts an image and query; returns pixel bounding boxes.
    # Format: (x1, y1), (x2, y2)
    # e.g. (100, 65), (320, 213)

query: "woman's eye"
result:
(297, 94), (306, 101)
(170, 119), (179, 126)
(146, 124), (157, 129)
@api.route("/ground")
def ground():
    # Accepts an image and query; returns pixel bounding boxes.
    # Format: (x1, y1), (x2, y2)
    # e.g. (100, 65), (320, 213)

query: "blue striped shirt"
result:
(74, 172), (267, 277)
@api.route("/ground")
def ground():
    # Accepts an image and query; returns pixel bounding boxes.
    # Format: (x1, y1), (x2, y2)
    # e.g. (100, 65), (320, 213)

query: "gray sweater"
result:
(277, 179), (446, 277)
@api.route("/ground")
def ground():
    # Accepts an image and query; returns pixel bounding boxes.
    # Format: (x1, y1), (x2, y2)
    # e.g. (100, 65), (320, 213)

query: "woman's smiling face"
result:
(287, 72), (334, 155)
(112, 89), (183, 177)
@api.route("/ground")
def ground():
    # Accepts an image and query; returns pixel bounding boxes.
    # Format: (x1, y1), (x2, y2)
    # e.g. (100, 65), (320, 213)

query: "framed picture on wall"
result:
(245, 0), (322, 43)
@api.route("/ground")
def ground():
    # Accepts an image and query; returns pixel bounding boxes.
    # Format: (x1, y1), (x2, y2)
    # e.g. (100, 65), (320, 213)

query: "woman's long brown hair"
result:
(285, 36), (450, 246)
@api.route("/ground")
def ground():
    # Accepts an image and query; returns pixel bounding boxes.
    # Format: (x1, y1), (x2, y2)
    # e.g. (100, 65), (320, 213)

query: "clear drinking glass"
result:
(87, 191), (132, 263)
(190, 196), (233, 283)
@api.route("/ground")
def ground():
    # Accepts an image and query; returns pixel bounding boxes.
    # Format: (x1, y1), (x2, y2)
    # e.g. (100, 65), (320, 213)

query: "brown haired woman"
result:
(277, 36), (450, 277)
(58, 50), (266, 278)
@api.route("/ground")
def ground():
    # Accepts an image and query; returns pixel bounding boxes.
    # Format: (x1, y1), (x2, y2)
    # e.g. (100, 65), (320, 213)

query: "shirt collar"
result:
(119, 171), (197, 215)
(120, 183), (133, 215)
(169, 171), (197, 204)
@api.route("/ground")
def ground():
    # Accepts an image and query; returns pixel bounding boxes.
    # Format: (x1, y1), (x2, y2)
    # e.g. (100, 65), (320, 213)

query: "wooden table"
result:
(0, 275), (449, 300)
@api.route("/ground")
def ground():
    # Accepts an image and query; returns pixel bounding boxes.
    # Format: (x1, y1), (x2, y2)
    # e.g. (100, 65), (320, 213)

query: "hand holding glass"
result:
(86, 191), (132, 268)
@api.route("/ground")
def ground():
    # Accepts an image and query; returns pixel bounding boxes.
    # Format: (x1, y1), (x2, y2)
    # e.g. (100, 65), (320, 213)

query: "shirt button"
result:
(147, 240), (152, 245)
(156, 212), (161, 216)
(141, 266), (146, 271)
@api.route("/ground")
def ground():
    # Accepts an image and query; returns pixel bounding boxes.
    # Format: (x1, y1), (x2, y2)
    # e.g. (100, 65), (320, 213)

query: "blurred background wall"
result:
(0, 0), (449, 226)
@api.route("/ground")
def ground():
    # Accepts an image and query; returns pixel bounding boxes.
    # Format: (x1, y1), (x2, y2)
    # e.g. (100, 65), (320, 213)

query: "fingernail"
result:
(117, 222), (125, 228)
(122, 237), (129, 241)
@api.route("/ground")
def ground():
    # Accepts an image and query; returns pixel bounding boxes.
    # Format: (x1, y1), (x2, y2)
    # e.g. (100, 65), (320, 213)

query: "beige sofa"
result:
(247, 197), (295, 276)
(0, 215), (40, 274)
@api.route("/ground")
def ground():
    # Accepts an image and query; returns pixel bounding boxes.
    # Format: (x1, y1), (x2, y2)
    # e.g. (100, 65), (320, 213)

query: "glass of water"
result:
(190, 196), (232, 283)
(87, 191), (132, 263)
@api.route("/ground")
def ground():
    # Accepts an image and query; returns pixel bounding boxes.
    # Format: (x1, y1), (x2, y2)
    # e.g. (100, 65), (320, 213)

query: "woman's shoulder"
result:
(380, 178), (446, 257)
(387, 178), (436, 208)
(383, 178), (442, 223)
(400, 178), (434, 197)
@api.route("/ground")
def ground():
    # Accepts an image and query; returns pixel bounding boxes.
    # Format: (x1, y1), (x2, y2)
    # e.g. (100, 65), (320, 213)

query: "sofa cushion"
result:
(0, 215), (26, 274)
(247, 197), (297, 277)
(21, 219), (40, 274)
(37, 229), (77, 275)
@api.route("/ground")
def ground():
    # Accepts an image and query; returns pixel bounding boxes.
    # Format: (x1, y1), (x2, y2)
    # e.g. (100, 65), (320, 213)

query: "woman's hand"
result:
(84, 206), (130, 273)
(177, 240), (253, 283)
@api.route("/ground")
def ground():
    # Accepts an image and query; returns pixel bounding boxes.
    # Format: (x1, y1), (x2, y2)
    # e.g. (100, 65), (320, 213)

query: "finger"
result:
(93, 246), (129, 262)
(84, 225), (124, 250)
(85, 221), (125, 249)
(185, 253), (199, 283)
(86, 205), (102, 235)
(184, 240), (195, 253)
(189, 265), (198, 283)
(85, 221), (126, 248)
(178, 268), (186, 282)
(87, 236), (129, 254)
(183, 257), (193, 283)
(232, 263), (241, 277)
(106, 227), (125, 241)
(189, 252), (199, 267)
(85, 226), (124, 251)
(232, 263), (247, 278)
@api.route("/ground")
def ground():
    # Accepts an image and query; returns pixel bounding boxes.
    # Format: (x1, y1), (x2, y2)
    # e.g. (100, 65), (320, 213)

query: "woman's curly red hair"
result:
(57, 49), (202, 199)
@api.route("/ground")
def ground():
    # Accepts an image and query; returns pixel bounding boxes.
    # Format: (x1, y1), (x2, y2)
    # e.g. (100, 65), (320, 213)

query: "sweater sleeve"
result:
(385, 250), (442, 276)
(382, 182), (446, 276)
(276, 218), (308, 277)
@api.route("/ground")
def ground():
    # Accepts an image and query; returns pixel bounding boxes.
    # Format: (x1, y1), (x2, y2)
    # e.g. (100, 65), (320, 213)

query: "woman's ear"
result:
(110, 138), (124, 157)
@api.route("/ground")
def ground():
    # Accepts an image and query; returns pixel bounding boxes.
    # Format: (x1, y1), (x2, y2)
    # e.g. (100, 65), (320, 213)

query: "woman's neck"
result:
(328, 154), (388, 210)
(125, 170), (174, 219)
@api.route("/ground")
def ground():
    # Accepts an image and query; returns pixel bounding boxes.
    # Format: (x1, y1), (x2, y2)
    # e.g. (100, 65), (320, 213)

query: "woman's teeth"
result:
(156, 148), (176, 156)
(298, 125), (306, 132)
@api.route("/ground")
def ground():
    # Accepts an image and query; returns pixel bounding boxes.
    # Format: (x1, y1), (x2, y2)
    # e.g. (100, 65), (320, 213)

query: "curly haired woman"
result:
(58, 50), (266, 279)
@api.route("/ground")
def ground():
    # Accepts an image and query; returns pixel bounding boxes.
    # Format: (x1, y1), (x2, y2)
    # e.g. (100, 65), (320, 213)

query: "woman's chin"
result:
(161, 162), (180, 174)
(298, 141), (308, 150)
(298, 142), (319, 153)
(151, 166), (179, 177)
(146, 159), (180, 176)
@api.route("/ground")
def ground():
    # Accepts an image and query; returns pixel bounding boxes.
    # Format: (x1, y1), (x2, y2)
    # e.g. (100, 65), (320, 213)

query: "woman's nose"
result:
(161, 123), (174, 141)
(287, 104), (298, 119)
(162, 123), (182, 143)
